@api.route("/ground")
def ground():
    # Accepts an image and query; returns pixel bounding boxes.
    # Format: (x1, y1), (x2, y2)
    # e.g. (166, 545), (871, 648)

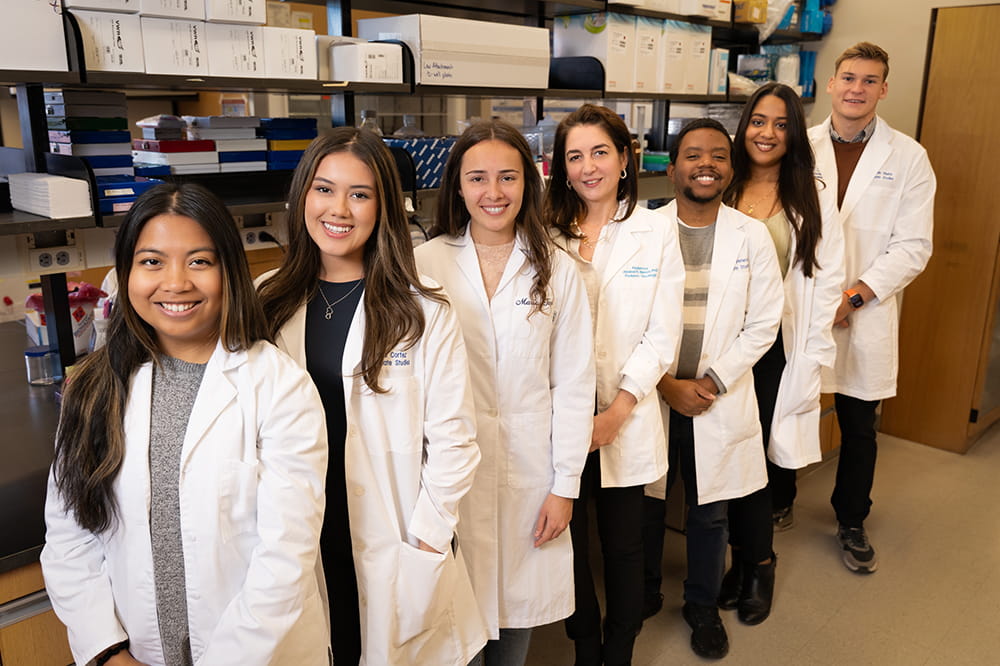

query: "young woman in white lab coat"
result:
(720, 83), (845, 623)
(414, 120), (596, 665)
(544, 104), (685, 666)
(41, 183), (329, 666)
(256, 128), (487, 666)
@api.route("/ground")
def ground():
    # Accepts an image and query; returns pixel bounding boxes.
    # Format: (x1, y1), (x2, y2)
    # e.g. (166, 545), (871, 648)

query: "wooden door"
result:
(881, 4), (1000, 452)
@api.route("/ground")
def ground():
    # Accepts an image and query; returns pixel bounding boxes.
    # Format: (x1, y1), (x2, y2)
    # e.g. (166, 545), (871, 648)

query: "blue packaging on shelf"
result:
(82, 154), (134, 168)
(219, 150), (267, 163)
(260, 117), (318, 129)
(267, 160), (303, 171)
(383, 137), (458, 189)
(99, 195), (139, 215)
(258, 128), (319, 141)
(268, 149), (305, 162)
(134, 164), (172, 177)
(95, 175), (165, 198)
(799, 50), (817, 98)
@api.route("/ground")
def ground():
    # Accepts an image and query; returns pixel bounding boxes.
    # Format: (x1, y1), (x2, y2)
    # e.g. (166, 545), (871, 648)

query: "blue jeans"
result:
(468, 628), (533, 666)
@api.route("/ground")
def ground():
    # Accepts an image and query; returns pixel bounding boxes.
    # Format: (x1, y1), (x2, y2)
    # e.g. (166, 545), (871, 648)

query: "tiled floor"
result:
(525, 422), (1000, 665)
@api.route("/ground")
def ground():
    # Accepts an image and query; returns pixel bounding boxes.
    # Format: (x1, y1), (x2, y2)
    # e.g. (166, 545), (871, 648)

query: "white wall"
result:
(807, 0), (997, 137)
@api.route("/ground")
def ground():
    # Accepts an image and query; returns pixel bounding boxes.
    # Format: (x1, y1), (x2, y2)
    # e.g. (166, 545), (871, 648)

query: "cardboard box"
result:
(661, 20), (687, 93)
(206, 22), (262, 77)
(262, 26), (317, 79)
(2, 1), (70, 72)
(358, 14), (549, 89)
(683, 23), (711, 95)
(714, 0), (733, 21)
(72, 10), (145, 72)
(65, 0), (138, 11)
(205, 0), (265, 24)
(708, 47), (729, 95)
(553, 13), (636, 93)
(735, 0), (768, 23)
(140, 0), (205, 19)
(141, 17), (209, 75)
(633, 17), (663, 93)
(330, 42), (404, 84)
(674, 0), (718, 17)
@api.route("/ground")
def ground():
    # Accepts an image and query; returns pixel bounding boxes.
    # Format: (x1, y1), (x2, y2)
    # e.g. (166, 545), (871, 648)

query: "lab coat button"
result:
(598, 350), (607, 359)
(487, 408), (498, 418)
(354, 486), (365, 496)
(348, 426), (357, 438)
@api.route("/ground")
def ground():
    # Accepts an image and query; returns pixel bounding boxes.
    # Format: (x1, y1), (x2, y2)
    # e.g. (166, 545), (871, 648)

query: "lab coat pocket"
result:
(507, 410), (553, 489)
(219, 459), (259, 541)
(394, 542), (455, 646)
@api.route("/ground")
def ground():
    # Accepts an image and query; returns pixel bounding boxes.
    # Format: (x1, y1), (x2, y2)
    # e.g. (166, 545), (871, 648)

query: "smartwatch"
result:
(844, 288), (864, 309)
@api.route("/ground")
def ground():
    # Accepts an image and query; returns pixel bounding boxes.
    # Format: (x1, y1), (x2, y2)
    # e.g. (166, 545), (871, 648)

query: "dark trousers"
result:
(832, 393), (880, 527)
(727, 335), (784, 563)
(641, 411), (730, 607)
(565, 450), (644, 666)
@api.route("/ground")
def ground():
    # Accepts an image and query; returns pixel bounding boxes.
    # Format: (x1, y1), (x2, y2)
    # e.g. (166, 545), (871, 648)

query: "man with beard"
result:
(642, 119), (784, 660)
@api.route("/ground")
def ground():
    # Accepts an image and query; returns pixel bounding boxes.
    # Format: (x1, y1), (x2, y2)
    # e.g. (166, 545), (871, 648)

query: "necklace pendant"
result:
(325, 306), (334, 320)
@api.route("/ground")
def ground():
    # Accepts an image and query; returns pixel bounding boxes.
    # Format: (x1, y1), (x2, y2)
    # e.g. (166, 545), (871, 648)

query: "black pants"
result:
(565, 450), (644, 666)
(832, 393), (880, 527)
(642, 412), (729, 608)
(727, 334), (784, 563)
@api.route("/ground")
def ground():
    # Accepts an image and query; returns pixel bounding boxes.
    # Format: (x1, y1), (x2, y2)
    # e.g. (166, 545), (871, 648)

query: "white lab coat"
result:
(552, 205), (685, 488)
(650, 202), (783, 505)
(766, 189), (846, 469)
(41, 340), (329, 666)
(809, 115), (936, 401)
(265, 271), (488, 666)
(414, 229), (596, 634)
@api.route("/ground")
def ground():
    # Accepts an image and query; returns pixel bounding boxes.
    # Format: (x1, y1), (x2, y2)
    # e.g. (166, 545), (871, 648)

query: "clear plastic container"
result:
(358, 109), (383, 136)
(25, 345), (60, 385)
(393, 114), (426, 138)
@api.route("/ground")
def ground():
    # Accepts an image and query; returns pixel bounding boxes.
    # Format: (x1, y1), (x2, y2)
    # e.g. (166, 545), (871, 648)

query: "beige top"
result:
(760, 209), (791, 278)
(474, 239), (516, 300)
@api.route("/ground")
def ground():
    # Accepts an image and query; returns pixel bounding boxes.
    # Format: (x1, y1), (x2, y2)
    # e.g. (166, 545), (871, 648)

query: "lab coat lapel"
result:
(602, 215), (646, 289)
(181, 341), (239, 467)
(837, 117), (892, 222)
(812, 118), (838, 203)
(453, 228), (492, 314)
(703, 209), (743, 335)
(494, 234), (529, 299)
(341, 294), (366, 378)
(124, 363), (154, 512)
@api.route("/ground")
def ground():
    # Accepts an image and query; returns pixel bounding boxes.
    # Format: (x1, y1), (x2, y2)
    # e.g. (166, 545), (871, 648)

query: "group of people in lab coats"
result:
(39, 40), (934, 666)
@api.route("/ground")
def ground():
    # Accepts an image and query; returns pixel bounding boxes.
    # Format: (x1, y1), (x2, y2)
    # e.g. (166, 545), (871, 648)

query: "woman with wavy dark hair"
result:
(42, 183), (329, 666)
(720, 82), (845, 625)
(416, 119), (595, 665)
(257, 127), (487, 665)
(545, 104), (685, 666)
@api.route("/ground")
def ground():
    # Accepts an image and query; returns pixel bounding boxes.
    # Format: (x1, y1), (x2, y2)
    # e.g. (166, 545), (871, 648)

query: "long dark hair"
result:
(258, 128), (444, 392)
(431, 119), (552, 316)
(53, 183), (269, 533)
(544, 104), (639, 239)
(726, 82), (823, 277)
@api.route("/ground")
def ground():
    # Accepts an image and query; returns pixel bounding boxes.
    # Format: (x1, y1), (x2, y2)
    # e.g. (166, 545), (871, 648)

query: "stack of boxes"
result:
(46, 90), (134, 176)
(259, 119), (318, 171)
(132, 136), (220, 175)
(185, 117), (266, 172)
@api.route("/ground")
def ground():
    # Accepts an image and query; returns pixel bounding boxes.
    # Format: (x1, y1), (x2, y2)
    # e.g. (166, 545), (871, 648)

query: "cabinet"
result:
(0, 564), (73, 666)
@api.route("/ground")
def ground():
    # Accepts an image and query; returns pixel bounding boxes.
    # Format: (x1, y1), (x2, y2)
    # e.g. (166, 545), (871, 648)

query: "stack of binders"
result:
(46, 90), (134, 177)
(258, 118), (318, 171)
(8, 173), (92, 218)
(132, 136), (220, 175)
(184, 116), (265, 172)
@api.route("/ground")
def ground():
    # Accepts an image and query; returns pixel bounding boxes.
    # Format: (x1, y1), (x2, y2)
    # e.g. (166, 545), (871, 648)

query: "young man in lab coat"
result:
(646, 118), (783, 659)
(809, 42), (935, 574)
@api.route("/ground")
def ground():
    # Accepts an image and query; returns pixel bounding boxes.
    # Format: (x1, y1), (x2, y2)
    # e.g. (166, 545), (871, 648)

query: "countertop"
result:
(0, 320), (60, 574)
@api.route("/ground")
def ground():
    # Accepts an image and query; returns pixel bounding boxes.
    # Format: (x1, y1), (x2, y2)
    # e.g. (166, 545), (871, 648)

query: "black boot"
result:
(717, 554), (744, 610)
(738, 554), (776, 625)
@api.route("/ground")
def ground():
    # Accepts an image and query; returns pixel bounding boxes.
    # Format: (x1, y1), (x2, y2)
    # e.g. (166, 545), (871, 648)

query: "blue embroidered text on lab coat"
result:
(623, 265), (658, 279)
(733, 257), (750, 271)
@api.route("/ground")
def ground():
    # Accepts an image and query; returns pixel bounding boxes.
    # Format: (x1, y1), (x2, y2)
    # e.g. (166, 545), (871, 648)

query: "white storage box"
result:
(553, 13), (636, 93)
(141, 17), (209, 75)
(1, 1), (70, 72)
(262, 27), (317, 79)
(357, 14), (549, 89)
(661, 20), (687, 93)
(330, 42), (403, 84)
(714, 0), (734, 21)
(634, 16), (663, 93)
(316, 35), (361, 81)
(65, 0), (138, 11)
(72, 10), (145, 72)
(683, 23), (712, 95)
(670, 0), (718, 17)
(205, 0), (264, 24)
(140, 0), (205, 19)
(206, 22), (262, 76)
(708, 48), (729, 95)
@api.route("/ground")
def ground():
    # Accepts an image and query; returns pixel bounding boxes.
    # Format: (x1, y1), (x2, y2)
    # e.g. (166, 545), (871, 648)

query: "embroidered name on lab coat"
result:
(383, 351), (410, 366)
(623, 265), (658, 278)
(873, 170), (896, 183)
(733, 257), (750, 271)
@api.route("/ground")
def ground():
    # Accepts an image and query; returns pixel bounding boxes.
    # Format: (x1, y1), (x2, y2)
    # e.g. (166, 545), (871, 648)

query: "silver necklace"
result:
(318, 278), (363, 320)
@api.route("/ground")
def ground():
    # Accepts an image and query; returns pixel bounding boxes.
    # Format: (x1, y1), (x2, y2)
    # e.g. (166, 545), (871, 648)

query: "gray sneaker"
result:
(837, 524), (878, 573)
(772, 506), (794, 532)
